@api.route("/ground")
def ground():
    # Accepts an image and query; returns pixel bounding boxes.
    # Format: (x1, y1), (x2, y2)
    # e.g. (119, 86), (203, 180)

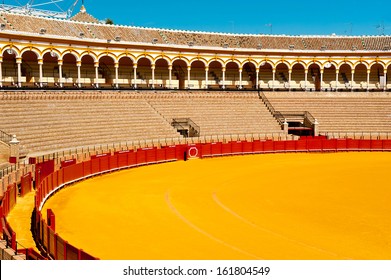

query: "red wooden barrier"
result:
(211, 142), (222, 156)
(109, 154), (118, 170)
(43, 221), (49, 251)
(20, 172), (32, 197)
(156, 148), (166, 162)
(307, 139), (322, 151)
(145, 148), (157, 163)
(91, 158), (100, 174)
(47, 209), (55, 231)
(187, 144), (201, 159)
(56, 235), (66, 260)
(336, 139), (347, 151)
(383, 140), (391, 151)
(295, 140), (307, 152)
(116, 151), (130, 167)
(35, 159), (55, 187)
(49, 228), (56, 259)
(82, 161), (92, 177)
(61, 159), (76, 169)
(253, 140), (264, 153)
(284, 140), (296, 152)
(371, 140), (383, 151)
(243, 141), (253, 154)
(222, 142), (232, 155)
(66, 243), (79, 260)
(347, 139), (360, 151)
(79, 249), (97, 260)
(8, 184), (17, 213)
(231, 141), (243, 154)
(322, 139), (337, 152)
(359, 140), (371, 151)
(175, 145), (187, 160)
(100, 156), (110, 172)
(128, 151), (137, 166)
(52, 171), (58, 191)
(57, 169), (64, 187)
(136, 149), (146, 165)
(201, 143), (212, 157)
(63, 163), (83, 183)
(263, 140), (274, 152)
(163, 146), (174, 160)
(47, 174), (53, 194)
(273, 141), (286, 152)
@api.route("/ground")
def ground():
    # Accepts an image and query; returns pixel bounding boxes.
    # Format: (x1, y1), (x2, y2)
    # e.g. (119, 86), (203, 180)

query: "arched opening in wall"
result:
(275, 63), (289, 90)
(258, 62), (273, 90)
(137, 58), (152, 89)
(2, 49), (17, 86)
(291, 63), (305, 91)
(369, 63), (384, 91)
(172, 59), (187, 89)
(155, 58), (169, 89)
(80, 55), (95, 88)
(99, 56), (115, 87)
(387, 65), (391, 90)
(323, 63), (336, 91)
(208, 60), (223, 89)
(308, 63), (321, 91)
(225, 61), (239, 89)
(353, 63), (367, 91)
(242, 62), (256, 89)
(338, 64), (352, 91)
(190, 60), (205, 89)
(62, 53), (77, 87)
(118, 56), (133, 88)
(21, 51), (39, 86)
(42, 51), (59, 87)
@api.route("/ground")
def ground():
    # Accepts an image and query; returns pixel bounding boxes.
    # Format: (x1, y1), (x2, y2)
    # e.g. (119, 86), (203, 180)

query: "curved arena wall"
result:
(30, 137), (391, 260)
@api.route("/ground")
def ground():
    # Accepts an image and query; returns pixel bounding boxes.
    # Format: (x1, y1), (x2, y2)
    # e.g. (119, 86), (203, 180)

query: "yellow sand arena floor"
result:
(42, 152), (391, 260)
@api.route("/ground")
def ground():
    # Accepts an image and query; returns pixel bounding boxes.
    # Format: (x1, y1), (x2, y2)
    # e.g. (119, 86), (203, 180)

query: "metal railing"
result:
(0, 130), (12, 144)
(171, 118), (200, 137)
(258, 90), (317, 128)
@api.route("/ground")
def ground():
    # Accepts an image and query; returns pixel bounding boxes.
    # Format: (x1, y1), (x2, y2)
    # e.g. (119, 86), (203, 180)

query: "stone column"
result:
(384, 69), (387, 91)
(38, 59), (43, 87)
(58, 60), (63, 88)
(187, 66), (191, 89)
(272, 69), (276, 91)
(16, 57), (22, 88)
(313, 119), (319, 136)
(114, 62), (119, 88)
(76, 60), (81, 88)
(304, 69), (308, 91)
(351, 70), (355, 92)
(9, 135), (20, 163)
(288, 69), (292, 91)
(335, 69), (339, 91)
(239, 68), (243, 89)
(94, 62), (99, 88)
(367, 69), (371, 91)
(133, 63), (137, 88)
(0, 57), (3, 88)
(151, 64), (155, 89)
(168, 65), (172, 89)
(221, 67), (226, 89)
(320, 69), (324, 91)
(205, 66), (209, 89)
(283, 119), (289, 135)
(255, 69), (259, 89)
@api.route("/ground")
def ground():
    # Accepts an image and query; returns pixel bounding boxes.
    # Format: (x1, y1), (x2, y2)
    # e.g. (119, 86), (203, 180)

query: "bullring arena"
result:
(1, 3), (391, 260)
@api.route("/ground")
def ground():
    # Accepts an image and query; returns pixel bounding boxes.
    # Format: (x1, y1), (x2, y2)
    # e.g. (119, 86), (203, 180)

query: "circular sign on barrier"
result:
(188, 147), (199, 158)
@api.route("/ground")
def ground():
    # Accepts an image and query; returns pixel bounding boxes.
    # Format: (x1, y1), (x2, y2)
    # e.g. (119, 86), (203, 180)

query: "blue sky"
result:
(4, 0), (391, 35)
